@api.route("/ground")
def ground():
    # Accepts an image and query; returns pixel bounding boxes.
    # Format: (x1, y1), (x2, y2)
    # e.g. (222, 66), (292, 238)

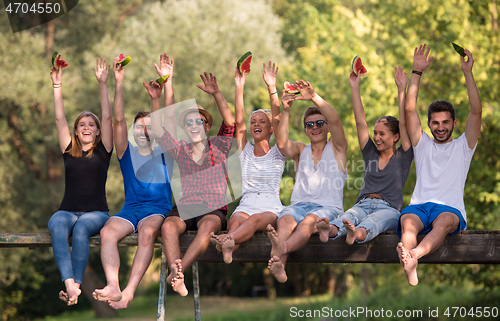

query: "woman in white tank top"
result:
(210, 62), (286, 264)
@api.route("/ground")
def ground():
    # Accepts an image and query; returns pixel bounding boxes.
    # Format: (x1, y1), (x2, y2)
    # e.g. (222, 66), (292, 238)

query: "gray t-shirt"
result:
(356, 138), (414, 211)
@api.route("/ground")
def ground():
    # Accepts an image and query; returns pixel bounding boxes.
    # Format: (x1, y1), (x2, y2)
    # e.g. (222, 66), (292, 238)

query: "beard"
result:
(431, 127), (454, 143)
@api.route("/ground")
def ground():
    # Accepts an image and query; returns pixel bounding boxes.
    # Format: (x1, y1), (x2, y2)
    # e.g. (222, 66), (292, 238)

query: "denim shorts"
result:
(278, 202), (342, 224)
(397, 202), (466, 236)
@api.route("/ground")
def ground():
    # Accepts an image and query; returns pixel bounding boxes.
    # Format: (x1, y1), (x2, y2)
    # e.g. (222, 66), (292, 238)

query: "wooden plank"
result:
(2, 231), (500, 264)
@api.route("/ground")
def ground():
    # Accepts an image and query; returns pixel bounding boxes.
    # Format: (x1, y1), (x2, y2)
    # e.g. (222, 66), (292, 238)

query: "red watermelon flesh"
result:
(284, 81), (299, 94)
(116, 53), (132, 66)
(352, 55), (368, 76)
(54, 55), (69, 69)
(237, 51), (252, 74)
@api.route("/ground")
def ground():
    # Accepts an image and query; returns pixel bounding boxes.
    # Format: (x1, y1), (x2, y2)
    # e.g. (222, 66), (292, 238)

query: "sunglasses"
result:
(185, 118), (207, 127)
(304, 120), (327, 129)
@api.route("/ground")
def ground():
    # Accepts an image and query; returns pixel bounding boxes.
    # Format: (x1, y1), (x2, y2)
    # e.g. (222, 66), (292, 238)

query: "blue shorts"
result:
(113, 206), (169, 232)
(278, 202), (342, 224)
(397, 202), (466, 236)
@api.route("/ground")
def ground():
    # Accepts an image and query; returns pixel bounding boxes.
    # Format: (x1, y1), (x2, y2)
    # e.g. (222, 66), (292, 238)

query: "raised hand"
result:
(294, 80), (316, 101)
(235, 66), (245, 88)
(412, 44), (433, 72)
(262, 61), (278, 87)
(154, 53), (174, 81)
(281, 90), (295, 112)
(50, 66), (62, 85)
(197, 72), (220, 94)
(112, 57), (125, 83)
(394, 66), (407, 91)
(94, 58), (109, 83)
(349, 71), (361, 88)
(461, 49), (474, 73)
(143, 80), (164, 100)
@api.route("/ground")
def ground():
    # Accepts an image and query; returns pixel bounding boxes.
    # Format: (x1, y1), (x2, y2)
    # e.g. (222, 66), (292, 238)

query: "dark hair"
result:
(134, 111), (150, 124)
(69, 111), (101, 158)
(302, 106), (322, 124)
(428, 100), (455, 122)
(375, 116), (400, 143)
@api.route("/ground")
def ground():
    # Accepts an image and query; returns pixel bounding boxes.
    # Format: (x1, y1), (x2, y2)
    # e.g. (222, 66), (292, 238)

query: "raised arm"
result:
(197, 72), (235, 126)
(405, 44), (433, 147)
(234, 67), (247, 149)
(295, 80), (348, 155)
(112, 57), (128, 159)
(95, 58), (113, 153)
(50, 66), (71, 153)
(154, 53), (176, 139)
(276, 91), (303, 160)
(394, 66), (411, 151)
(349, 71), (370, 150)
(262, 61), (281, 129)
(144, 79), (165, 137)
(462, 49), (482, 149)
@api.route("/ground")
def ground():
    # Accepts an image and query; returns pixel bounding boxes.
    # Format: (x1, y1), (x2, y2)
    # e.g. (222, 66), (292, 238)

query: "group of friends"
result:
(47, 43), (481, 309)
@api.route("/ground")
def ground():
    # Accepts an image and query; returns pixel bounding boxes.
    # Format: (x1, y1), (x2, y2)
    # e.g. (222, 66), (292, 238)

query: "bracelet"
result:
(269, 91), (277, 95)
(412, 70), (422, 76)
(52, 83), (61, 88)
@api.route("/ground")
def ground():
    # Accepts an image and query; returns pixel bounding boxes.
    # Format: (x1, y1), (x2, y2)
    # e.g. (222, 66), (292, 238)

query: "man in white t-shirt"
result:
(397, 44), (482, 286)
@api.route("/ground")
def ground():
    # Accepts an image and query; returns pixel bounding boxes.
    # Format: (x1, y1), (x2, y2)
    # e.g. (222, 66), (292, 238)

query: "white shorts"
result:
(233, 192), (284, 216)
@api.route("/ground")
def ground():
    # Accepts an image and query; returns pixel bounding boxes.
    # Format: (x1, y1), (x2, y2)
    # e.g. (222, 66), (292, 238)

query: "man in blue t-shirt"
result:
(93, 54), (175, 309)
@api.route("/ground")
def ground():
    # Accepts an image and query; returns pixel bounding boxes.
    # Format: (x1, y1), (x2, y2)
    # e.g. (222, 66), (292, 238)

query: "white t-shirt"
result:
(410, 130), (477, 225)
(239, 143), (286, 196)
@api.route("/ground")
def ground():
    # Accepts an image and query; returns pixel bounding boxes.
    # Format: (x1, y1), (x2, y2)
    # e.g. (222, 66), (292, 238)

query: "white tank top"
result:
(290, 143), (346, 213)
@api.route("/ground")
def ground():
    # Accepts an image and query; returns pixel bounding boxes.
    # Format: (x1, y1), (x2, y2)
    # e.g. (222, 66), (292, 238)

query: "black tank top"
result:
(59, 141), (112, 211)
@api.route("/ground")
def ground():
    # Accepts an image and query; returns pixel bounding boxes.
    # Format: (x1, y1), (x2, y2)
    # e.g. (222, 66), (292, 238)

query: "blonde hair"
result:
(69, 111), (102, 158)
(249, 109), (272, 127)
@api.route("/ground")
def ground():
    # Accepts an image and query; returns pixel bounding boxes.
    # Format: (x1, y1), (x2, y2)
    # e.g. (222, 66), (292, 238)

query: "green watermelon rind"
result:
(118, 56), (132, 67)
(351, 55), (368, 76)
(156, 74), (170, 85)
(284, 81), (300, 95)
(52, 51), (58, 67)
(452, 43), (466, 57)
(237, 51), (252, 74)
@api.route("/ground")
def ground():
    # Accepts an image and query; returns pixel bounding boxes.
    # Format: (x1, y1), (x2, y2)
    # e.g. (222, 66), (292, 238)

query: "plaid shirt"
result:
(156, 122), (235, 211)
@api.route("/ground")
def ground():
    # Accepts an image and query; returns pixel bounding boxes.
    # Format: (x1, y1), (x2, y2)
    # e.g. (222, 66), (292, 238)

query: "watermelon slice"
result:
(452, 43), (466, 57)
(156, 74), (170, 85)
(284, 81), (299, 95)
(116, 53), (132, 66)
(237, 51), (252, 74)
(51, 52), (69, 69)
(351, 55), (368, 76)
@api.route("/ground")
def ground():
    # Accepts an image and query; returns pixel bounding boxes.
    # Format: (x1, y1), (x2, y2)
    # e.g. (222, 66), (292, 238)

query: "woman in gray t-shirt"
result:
(316, 66), (413, 244)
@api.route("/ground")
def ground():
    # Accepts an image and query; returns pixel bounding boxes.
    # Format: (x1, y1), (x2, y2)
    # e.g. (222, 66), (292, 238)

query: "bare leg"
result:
(316, 217), (338, 242)
(222, 212), (277, 264)
(161, 217), (186, 285)
(398, 213), (424, 286)
(108, 215), (163, 309)
(93, 218), (133, 302)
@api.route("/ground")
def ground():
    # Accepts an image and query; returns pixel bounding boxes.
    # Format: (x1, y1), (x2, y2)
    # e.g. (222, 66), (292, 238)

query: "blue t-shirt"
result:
(118, 143), (174, 213)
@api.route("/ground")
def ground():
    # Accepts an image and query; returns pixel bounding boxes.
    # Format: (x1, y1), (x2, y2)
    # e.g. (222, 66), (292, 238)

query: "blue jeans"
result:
(330, 198), (399, 243)
(279, 202), (342, 224)
(48, 210), (109, 283)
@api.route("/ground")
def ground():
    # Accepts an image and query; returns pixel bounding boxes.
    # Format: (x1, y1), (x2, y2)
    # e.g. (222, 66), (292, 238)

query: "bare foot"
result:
(396, 242), (408, 267)
(210, 232), (223, 252)
(166, 259), (182, 284)
(343, 218), (357, 245)
(268, 255), (287, 283)
(171, 267), (188, 296)
(404, 249), (419, 286)
(64, 279), (81, 306)
(316, 217), (332, 243)
(267, 224), (285, 258)
(108, 288), (133, 310)
(221, 234), (235, 264)
(92, 285), (122, 302)
(59, 290), (69, 303)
